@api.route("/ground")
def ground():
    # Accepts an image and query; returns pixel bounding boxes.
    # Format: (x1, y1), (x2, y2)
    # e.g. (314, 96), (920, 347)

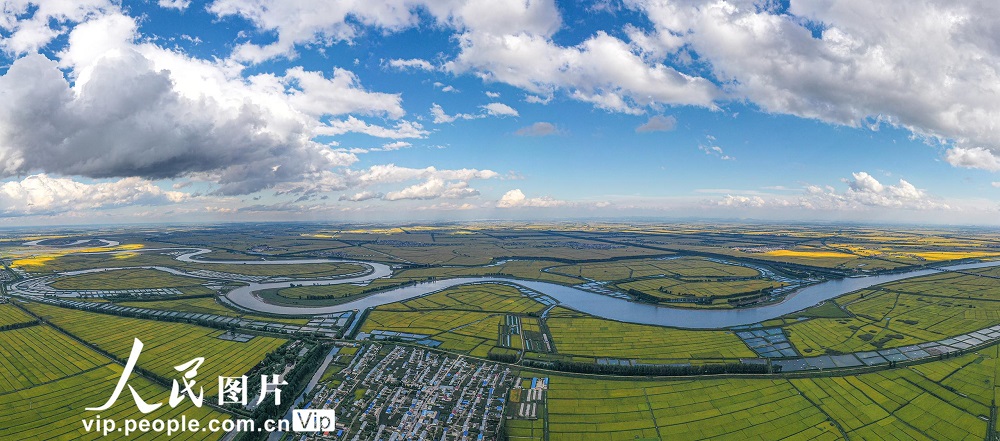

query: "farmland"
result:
(0, 325), (109, 393)
(548, 257), (759, 282)
(0, 303), (36, 327)
(51, 268), (207, 291)
(22, 302), (287, 398)
(544, 308), (755, 362)
(0, 319), (227, 440)
(5, 222), (1000, 439)
(784, 267), (1000, 354)
(358, 284), (547, 358)
(615, 278), (786, 302)
(522, 347), (998, 440)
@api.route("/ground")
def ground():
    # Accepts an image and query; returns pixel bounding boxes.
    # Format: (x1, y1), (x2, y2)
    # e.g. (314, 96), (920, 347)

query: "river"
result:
(18, 246), (1000, 329)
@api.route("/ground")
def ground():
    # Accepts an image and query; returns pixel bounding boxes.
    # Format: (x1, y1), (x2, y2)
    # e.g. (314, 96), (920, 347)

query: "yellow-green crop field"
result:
(545, 310), (754, 361)
(0, 323), (226, 440)
(376, 284), (547, 315)
(387, 260), (582, 285)
(615, 278), (786, 299)
(527, 346), (999, 440)
(0, 303), (36, 327)
(0, 326), (109, 393)
(549, 257), (759, 282)
(506, 417), (545, 440)
(358, 284), (553, 357)
(23, 302), (286, 398)
(785, 269), (1000, 354)
(50, 268), (207, 291)
(14, 249), (365, 280)
(361, 309), (501, 357)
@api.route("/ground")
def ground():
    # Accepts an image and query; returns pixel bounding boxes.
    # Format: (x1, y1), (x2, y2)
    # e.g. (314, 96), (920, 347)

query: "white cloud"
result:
(944, 147), (1000, 172)
(415, 202), (479, 211)
(485, 91), (500, 98)
(514, 122), (559, 136)
(383, 179), (480, 201)
(636, 115), (676, 133)
(377, 141), (412, 151)
(714, 171), (948, 211)
(430, 103), (481, 124)
(0, 0), (112, 54)
(387, 58), (434, 71)
(158, 0), (192, 11)
(201, 0), (1000, 164)
(992, 182), (1000, 188)
(447, 31), (719, 114)
(0, 174), (187, 216)
(207, 0), (718, 113)
(525, 94), (553, 104)
(0, 12), (434, 196)
(355, 164), (499, 186)
(481, 102), (519, 117)
(320, 116), (428, 139)
(496, 189), (568, 208)
(431, 102), (518, 123)
(716, 195), (767, 208)
(699, 144), (734, 161)
(281, 67), (405, 119)
(629, 0), (1000, 167)
(339, 191), (383, 202)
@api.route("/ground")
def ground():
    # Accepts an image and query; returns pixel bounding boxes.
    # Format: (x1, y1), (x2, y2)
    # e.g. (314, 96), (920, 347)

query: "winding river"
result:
(18, 242), (1000, 329)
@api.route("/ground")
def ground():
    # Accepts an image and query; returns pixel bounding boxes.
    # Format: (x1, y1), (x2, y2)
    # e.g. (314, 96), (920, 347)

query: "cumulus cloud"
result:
(0, 174), (187, 217)
(0, 0), (112, 54)
(354, 164), (499, 186)
(387, 58), (434, 71)
(514, 122), (560, 136)
(158, 0), (192, 11)
(415, 202), (479, 211)
(482, 102), (519, 117)
(277, 164), (500, 203)
(339, 191), (383, 202)
(430, 102), (517, 123)
(384, 179), (480, 201)
(716, 195), (768, 208)
(376, 141), (412, 151)
(525, 94), (553, 105)
(628, 0), (1000, 168)
(319, 116), (428, 139)
(714, 172), (948, 211)
(430, 103), (481, 124)
(207, 0), (719, 113)
(281, 66), (405, 119)
(0, 12), (435, 196)
(636, 115), (677, 133)
(496, 189), (568, 208)
(433, 82), (459, 93)
(944, 147), (1000, 172)
(196, 0), (1000, 168)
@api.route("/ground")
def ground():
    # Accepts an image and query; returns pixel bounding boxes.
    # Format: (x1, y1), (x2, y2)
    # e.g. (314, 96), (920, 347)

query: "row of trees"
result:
(522, 359), (775, 376)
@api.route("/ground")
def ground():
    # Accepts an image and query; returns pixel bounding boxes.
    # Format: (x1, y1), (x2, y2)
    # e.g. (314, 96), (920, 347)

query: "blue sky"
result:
(0, 0), (998, 225)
